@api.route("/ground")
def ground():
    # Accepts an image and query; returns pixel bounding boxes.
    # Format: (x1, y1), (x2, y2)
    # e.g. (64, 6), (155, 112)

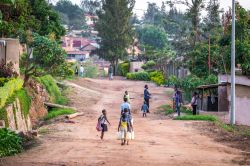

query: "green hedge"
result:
(0, 78), (23, 109)
(141, 60), (156, 70)
(126, 71), (165, 85)
(118, 62), (130, 76)
(0, 128), (23, 157)
(149, 71), (165, 86)
(126, 71), (150, 81)
(37, 75), (67, 105)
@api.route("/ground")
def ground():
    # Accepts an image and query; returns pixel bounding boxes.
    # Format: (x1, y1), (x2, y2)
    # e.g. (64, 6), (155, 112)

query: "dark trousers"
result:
(192, 105), (197, 115)
(144, 98), (149, 112)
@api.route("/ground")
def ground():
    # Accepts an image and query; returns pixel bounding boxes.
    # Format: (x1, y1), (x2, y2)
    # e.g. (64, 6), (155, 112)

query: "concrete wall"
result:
(130, 61), (144, 73)
(4, 98), (32, 132)
(0, 38), (21, 74)
(227, 85), (250, 126)
(218, 86), (229, 112)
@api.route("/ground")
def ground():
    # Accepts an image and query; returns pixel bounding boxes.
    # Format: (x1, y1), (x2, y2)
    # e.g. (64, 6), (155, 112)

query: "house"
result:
(196, 74), (250, 126)
(61, 36), (99, 61)
(66, 51), (89, 62)
(85, 14), (98, 29)
(219, 74), (250, 126)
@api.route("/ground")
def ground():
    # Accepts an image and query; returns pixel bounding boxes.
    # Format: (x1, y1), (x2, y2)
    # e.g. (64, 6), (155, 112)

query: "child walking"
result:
(141, 101), (149, 117)
(118, 108), (133, 145)
(98, 109), (111, 140)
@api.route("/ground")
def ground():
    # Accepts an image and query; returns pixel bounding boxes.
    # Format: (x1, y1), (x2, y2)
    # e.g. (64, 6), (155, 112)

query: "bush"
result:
(37, 75), (67, 105)
(141, 60), (156, 70)
(85, 65), (98, 78)
(44, 108), (75, 120)
(167, 75), (182, 87)
(0, 78), (10, 87)
(118, 62), (130, 76)
(0, 60), (18, 78)
(149, 71), (165, 86)
(126, 71), (150, 81)
(0, 128), (23, 157)
(0, 78), (23, 109)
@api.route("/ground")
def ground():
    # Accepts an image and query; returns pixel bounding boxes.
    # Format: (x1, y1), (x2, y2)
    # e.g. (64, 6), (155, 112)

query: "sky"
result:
(55, 0), (250, 17)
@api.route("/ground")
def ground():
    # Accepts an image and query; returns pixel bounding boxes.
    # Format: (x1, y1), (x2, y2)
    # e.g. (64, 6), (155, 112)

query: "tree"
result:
(203, 0), (222, 35)
(167, 0), (205, 47)
(130, 14), (140, 25)
(81, 0), (101, 15)
(0, 0), (65, 40)
(219, 3), (250, 75)
(21, 33), (68, 83)
(96, 0), (135, 75)
(137, 25), (168, 50)
(54, 0), (85, 30)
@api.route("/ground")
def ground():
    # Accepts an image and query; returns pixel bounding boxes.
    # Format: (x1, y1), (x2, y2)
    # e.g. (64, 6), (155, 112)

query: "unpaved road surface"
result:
(1, 78), (246, 166)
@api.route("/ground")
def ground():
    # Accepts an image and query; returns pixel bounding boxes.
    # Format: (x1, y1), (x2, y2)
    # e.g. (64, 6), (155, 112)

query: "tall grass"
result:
(37, 75), (68, 105)
(44, 108), (75, 120)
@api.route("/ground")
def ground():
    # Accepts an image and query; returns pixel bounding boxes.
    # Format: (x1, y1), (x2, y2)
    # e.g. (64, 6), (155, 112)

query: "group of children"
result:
(97, 87), (150, 146)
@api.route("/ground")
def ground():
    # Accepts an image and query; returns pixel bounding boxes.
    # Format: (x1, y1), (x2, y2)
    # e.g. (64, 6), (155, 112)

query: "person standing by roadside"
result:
(80, 65), (84, 77)
(141, 101), (149, 117)
(191, 92), (198, 115)
(98, 109), (111, 140)
(174, 89), (183, 116)
(74, 66), (79, 76)
(144, 85), (151, 113)
(108, 64), (113, 80)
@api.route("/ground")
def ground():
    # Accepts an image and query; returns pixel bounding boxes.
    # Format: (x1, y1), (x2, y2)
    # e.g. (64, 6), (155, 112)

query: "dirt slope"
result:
(0, 78), (244, 166)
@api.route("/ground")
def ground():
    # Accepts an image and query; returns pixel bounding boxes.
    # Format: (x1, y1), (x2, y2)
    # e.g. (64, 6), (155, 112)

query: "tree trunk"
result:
(114, 58), (119, 76)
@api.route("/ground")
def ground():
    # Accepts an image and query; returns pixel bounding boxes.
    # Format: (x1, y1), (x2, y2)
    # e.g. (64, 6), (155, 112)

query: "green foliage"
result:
(54, 0), (85, 30)
(181, 107), (193, 115)
(0, 128), (23, 157)
(0, 78), (23, 109)
(118, 62), (130, 76)
(141, 60), (156, 70)
(167, 75), (182, 87)
(16, 89), (31, 119)
(149, 71), (165, 85)
(0, 78), (10, 87)
(0, 0), (65, 41)
(84, 62), (98, 78)
(44, 108), (75, 120)
(137, 25), (168, 50)
(174, 115), (217, 121)
(21, 33), (68, 83)
(126, 71), (150, 81)
(37, 75), (67, 105)
(96, 0), (135, 74)
(81, 0), (101, 15)
(159, 104), (174, 115)
(0, 107), (9, 128)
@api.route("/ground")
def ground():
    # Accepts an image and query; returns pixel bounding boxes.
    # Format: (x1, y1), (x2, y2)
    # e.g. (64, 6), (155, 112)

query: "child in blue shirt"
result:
(141, 101), (149, 117)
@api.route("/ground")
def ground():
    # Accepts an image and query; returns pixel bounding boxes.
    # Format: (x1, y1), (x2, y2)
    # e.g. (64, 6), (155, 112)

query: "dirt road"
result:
(1, 78), (244, 166)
